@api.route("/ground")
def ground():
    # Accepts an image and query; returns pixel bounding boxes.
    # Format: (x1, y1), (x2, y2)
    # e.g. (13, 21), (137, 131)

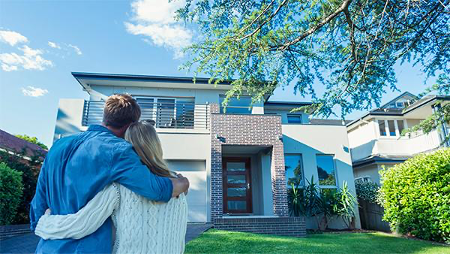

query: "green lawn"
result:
(185, 229), (450, 254)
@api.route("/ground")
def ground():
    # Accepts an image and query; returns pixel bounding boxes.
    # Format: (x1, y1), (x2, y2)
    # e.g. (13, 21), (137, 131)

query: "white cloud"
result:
(125, 0), (192, 58)
(48, 41), (61, 49)
(21, 86), (49, 97)
(68, 44), (82, 55)
(0, 45), (53, 71)
(0, 30), (28, 46)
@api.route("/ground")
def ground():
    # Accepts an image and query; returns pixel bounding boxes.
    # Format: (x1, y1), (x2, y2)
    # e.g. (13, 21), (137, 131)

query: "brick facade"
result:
(209, 104), (289, 219)
(214, 217), (306, 237)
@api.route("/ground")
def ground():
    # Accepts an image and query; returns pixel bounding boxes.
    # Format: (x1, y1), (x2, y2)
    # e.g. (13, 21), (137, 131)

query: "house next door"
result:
(222, 157), (252, 214)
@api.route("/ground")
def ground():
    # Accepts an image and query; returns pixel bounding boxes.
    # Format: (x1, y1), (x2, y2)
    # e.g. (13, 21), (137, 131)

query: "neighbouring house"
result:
(347, 92), (450, 184)
(0, 129), (47, 162)
(54, 72), (361, 236)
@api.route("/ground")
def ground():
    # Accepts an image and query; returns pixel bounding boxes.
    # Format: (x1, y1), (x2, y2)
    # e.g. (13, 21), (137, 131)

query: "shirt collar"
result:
(87, 124), (113, 134)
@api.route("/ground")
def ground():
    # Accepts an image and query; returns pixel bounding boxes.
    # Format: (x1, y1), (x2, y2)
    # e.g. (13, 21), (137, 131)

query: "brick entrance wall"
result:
(210, 104), (288, 220)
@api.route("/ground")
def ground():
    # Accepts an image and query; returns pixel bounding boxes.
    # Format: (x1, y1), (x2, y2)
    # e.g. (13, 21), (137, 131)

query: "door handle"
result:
(247, 183), (250, 189)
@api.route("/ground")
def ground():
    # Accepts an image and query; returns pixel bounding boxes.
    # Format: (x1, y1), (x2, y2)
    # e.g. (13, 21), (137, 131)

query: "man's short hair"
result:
(103, 94), (141, 128)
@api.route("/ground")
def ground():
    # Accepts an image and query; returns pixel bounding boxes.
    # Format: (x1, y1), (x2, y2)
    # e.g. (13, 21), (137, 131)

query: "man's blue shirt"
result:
(30, 125), (173, 253)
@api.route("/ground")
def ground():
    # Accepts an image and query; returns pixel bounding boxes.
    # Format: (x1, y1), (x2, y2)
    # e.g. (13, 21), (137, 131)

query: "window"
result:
(287, 114), (302, 124)
(396, 102), (404, 108)
(378, 119), (407, 137)
(285, 154), (304, 188)
(387, 120), (396, 136)
(397, 120), (405, 135)
(135, 97), (195, 128)
(378, 120), (387, 136)
(219, 95), (252, 114)
(316, 155), (336, 186)
(355, 176), (372, 183)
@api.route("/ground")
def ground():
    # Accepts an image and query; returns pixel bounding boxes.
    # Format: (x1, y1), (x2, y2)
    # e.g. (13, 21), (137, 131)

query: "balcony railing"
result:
(82, 100), (209, 129)
(351, 130), (442, 162)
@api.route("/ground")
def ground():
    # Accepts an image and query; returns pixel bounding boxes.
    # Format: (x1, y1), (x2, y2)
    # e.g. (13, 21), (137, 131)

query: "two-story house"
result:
(347, 92), (450, 184)
(54, 72), (361, 236)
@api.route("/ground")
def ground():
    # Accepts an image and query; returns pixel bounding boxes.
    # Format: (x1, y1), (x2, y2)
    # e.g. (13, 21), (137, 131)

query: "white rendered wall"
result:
(53, 99), (87, 142)
(282, 124), (361, 229)
(159, 132), (211, 222)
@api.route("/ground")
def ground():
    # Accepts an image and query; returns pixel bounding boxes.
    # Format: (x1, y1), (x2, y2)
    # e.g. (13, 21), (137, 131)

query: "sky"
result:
(0, 0), (437, 148)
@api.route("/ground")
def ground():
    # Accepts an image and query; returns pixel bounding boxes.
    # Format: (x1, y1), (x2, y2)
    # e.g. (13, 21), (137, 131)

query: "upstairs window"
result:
(387, 120), (396, 136)
(316, 155), (337, 186)
(379, 120), (387, 136)
(397, 120), (405, 135)
(378, 119), (407, 137)
(287, 114), (302, 124)
(219, 95), (252, 114)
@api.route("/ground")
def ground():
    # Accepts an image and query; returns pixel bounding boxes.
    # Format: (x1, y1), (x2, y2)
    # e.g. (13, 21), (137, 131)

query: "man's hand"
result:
(170, 176), (189, 198)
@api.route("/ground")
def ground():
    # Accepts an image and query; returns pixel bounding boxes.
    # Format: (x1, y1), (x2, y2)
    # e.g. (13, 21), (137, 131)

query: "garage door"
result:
(166, 160), (207, 222)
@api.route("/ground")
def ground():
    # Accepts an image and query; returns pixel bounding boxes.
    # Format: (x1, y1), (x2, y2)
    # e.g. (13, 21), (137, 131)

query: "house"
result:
(347, 92), (450, 184)
(54, 72), (361, 236)
(0, 129), (47, 161)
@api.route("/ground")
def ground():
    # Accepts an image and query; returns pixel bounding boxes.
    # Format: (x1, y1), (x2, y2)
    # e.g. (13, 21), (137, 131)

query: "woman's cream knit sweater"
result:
(35, 183), (188, 254)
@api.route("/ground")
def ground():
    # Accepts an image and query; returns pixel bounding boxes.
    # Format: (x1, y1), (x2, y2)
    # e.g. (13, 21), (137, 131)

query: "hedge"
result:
(0, 162), (24, 225)
(379, 148), (450, 243)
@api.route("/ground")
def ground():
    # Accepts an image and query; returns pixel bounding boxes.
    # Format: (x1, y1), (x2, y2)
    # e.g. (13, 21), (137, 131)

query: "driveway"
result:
(0, 223), (212, 253)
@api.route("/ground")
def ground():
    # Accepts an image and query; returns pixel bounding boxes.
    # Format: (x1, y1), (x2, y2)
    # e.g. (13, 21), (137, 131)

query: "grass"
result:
(185, 229), (450, 254)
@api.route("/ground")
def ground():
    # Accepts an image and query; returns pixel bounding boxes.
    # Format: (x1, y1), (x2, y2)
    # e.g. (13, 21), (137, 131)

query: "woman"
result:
(34, 121), (188, 254)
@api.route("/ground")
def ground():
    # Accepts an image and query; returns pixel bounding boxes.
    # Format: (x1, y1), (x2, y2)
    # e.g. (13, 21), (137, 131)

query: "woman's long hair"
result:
(125, 121), (175, 178)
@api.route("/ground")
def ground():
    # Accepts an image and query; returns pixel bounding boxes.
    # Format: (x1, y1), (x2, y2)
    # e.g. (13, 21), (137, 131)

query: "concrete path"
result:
(0, 223), (212, 254)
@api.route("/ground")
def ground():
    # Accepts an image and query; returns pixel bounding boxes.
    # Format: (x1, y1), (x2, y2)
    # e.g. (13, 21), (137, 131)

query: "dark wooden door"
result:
(222, 157), (252, 214)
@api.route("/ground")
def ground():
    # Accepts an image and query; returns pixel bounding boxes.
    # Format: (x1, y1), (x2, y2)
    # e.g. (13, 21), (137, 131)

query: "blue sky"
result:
(0, 0), (436, 148)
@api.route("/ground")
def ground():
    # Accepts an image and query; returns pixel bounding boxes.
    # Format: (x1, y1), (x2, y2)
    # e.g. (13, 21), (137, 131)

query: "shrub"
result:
(355, 181), (380, 203)
(0, 150), (42, 224)
(0, 162), (24, 225)
(288, 176), (357, 230)
(379, 148), (450, 243)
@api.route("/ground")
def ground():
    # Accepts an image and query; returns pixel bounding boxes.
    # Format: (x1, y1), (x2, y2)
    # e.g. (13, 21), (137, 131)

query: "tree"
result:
(177, 0), (449, 120)
(15, 134), (48, 150)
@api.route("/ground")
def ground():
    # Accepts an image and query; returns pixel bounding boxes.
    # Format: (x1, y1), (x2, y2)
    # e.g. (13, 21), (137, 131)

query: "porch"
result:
(209, 110), (306, 236)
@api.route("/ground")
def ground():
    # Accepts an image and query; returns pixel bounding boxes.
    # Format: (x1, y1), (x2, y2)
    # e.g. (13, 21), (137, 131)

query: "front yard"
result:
(185, 229), (450, 254)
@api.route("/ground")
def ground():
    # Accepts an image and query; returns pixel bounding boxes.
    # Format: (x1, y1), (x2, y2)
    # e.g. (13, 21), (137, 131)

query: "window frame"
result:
(219, 95), (253, 114)
(315, 154), (338, 188)
(287, 114), (303, 124)
(284, 153), (305, 189)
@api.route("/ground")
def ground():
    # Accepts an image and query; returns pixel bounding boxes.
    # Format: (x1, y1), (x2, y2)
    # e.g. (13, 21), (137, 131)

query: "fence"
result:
(358, 199), (391, 232)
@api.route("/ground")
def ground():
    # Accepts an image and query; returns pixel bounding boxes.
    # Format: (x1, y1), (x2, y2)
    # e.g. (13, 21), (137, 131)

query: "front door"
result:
(222, 157), (252, 214)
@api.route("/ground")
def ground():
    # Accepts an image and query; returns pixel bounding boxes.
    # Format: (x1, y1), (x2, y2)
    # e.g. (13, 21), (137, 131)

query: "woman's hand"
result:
(176, 174), (189, 196)
(170, 175), (189, 198)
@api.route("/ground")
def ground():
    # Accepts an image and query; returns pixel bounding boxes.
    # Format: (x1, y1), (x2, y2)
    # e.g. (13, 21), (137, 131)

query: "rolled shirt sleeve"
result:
(110, 143), (173, 202)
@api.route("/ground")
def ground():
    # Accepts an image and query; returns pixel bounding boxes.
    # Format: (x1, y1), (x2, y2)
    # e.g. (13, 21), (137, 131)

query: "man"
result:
(30, 94), (189, 253)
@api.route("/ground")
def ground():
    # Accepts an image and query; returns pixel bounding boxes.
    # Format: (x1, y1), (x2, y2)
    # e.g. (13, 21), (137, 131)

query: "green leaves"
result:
(0, 162), (23, 225)
(288, 176), (357, 230)
(178, 0), (449, 119)
(355, 181), (380, 203)
(379, 148), (450, 243)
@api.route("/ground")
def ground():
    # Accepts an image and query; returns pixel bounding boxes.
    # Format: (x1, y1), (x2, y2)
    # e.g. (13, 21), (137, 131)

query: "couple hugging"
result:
(29, 94), (191, 254)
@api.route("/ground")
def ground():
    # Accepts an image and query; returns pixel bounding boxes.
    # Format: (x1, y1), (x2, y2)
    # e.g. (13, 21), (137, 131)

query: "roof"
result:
(353, 154), (410, 168)
(72, 72), (235, 85)
(347, 92), (450, 128)
(72, 72), (275, 102)
(0, 129), (47, 158)
(310, 119), (352, 126)
(264, 101), (312, 106)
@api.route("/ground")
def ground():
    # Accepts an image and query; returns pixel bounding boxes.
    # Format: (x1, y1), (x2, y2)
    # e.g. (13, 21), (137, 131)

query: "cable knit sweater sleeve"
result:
(34, 183), (120, 240)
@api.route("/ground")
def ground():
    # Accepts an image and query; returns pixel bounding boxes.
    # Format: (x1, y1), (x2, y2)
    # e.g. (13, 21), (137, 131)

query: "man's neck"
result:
(102, 124), (124, 138)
